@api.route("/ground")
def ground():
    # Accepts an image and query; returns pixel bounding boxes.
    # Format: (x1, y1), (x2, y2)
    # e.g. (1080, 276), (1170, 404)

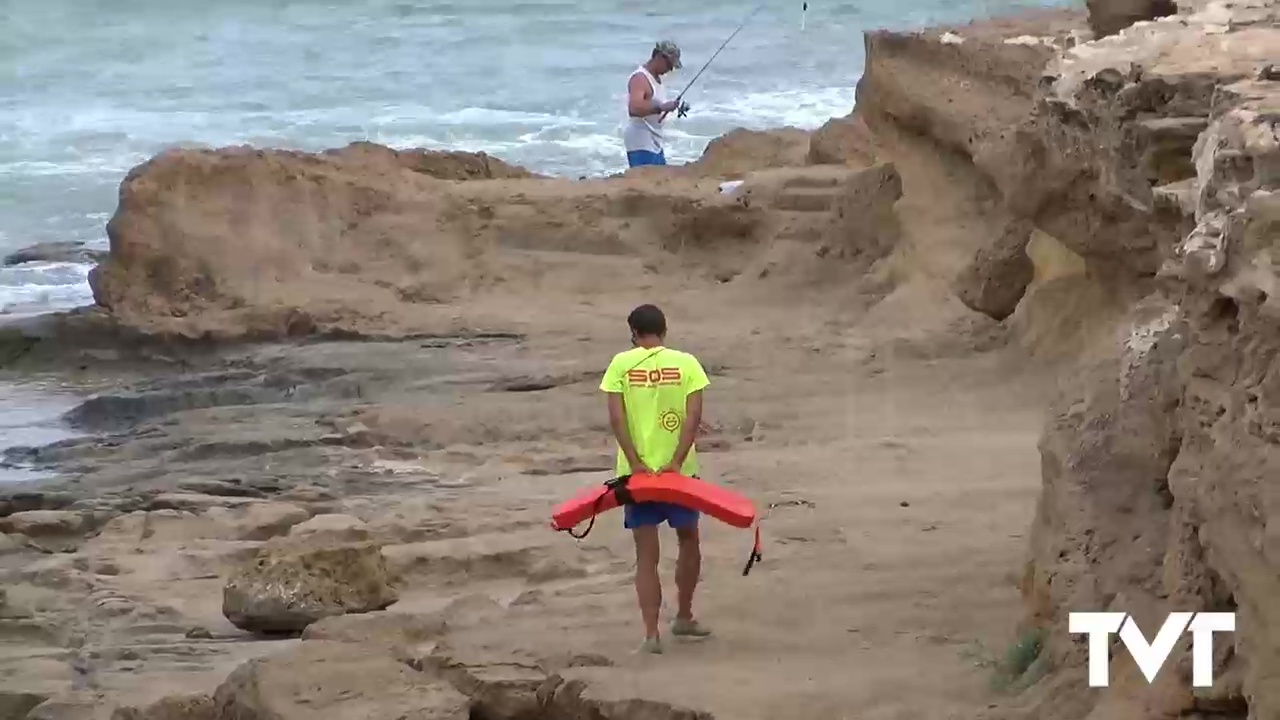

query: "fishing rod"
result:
(660, 2), (767, 121)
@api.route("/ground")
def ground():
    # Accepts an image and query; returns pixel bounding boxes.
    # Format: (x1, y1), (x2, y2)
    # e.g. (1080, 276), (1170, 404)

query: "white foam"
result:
(434, 107), (596, 127)
(0, 155), (150, 177)
(0, 262), (95, 315)
(688, 86), (855, 130)
(1005, 35), (1056, 46)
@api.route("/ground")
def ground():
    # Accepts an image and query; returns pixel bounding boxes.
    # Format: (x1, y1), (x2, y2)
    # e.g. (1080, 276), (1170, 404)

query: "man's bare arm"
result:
(628, 74), (675, 118)
(608, 393), (649, 473)
(627, 73), (656, 118)
(667, 389), (703, 471)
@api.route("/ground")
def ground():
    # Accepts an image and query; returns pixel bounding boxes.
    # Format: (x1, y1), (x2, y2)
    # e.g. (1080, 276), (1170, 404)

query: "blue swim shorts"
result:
(624, 501), (699, 529)
(626, 149), (667, 167)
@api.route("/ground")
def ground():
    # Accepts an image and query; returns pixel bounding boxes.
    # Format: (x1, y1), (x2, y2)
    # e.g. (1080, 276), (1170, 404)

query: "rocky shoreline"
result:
(2, 0), (1277, 718)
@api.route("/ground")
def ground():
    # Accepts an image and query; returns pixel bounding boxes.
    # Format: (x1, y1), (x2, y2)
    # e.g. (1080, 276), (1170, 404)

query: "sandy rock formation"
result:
(0, 510), (104, 553)
(323, 141), (538, 181)
(212, 642), (470, 720)
(852, 10), (1088, 321)
(677, 116), (878, 174)
(856, 13), (1078, 215)
(1006, 1), (1280, 718)
(87, 137), (905, 340)
(86, 143), (530, 339)
(733, 162), (903, 264)
(222, 537), (398, 633)
(299, 610), (446, 658)
(0, 491), (76, 516)
(4, 241), (107, 267)
(147, 493), (264, 513)
(409, 641), (712, 720)
(206, 637), (712, 720)
(0, 533), (22, 554)
(287, 513), (371, 543)
(807, 113), (880, 166)
(840, 2), (1278, 716)
(0, 510), (93, 538)
(110, 694), (216, 720)
(23, 692), (113, 720)
(684, 127), (813, 177)
(952, 220), (1036, 320)
(0, 692), (47, 720)
(89, 145), (473, 339)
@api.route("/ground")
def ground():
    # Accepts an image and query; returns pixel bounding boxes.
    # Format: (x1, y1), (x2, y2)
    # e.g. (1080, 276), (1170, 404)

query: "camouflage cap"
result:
(655, 40), (682, 69)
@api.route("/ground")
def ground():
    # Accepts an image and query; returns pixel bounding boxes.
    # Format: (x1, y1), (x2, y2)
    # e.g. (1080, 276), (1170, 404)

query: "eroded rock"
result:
(1014, 2), (1280, 716)
(688, 127), (812, 177)
(287, 513), (371, 543)
(0, 532), (27, 555)
(176, 479), (268, 499)
(0, 511), (103, 552)
(84, 120), (928, 342)
(856, 21), (1068, 215)
(26, 692), (116, 720)
(734, 162), (903, 268)
(953, 220), (1036, 320)
(3, 241), (106, 267)
(0, 491), (76, 517)
(212, 642), (469, 720)
(807, 113), (878, 166)
(325, 141), (536, 181)
(836, 162), (904, 260)
(222, 537), (398, 634)
(110, 694), (216, 720)
(148, 494), (264, 513)
(410, 642), (694, 720)
(417, 646), (549, 720)
(300, 610), (446, 655)
(0, 691), (48, 720)
(0, 510), (93, 538)
(544, 679), (715, 720)
(1023, 296), (1188, 653)
(206, 502), (312, 541)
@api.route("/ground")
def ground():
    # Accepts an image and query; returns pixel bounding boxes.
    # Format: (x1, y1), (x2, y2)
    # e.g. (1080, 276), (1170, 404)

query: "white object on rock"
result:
(718, 180), (745, 195)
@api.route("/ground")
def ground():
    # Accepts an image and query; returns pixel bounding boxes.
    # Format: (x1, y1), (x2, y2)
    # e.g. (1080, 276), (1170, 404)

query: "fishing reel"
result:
(676, 100), (691, 118)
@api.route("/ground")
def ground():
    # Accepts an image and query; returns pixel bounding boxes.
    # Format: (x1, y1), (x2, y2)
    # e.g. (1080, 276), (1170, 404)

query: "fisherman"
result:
(599, 304), (713, 653)
(623, 40), (685, 168)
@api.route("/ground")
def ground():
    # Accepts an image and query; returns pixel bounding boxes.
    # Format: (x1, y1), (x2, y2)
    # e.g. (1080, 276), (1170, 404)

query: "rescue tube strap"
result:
(741, 499), (815, 576)
(741, 525), (763, 575)
(608, 474), (636, 506)
(560, 474), (635, 540)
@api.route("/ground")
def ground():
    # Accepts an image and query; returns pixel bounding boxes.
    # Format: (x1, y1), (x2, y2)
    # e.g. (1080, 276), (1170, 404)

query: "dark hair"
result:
(627, 304), (666, 337)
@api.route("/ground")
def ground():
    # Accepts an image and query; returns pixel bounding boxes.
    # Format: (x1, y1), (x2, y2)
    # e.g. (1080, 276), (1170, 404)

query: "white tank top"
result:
(623, 65), (666, 154)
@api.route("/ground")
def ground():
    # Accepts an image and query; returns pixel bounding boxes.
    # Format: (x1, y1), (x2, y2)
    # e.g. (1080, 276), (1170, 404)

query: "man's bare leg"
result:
(633, 525), (662, 641)
(674, 525), (700, 621)
(671, 524), (710, 637)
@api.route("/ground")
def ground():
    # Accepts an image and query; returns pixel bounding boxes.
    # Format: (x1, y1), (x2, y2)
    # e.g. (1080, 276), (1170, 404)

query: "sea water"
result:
(0, 385), (82, 483)
(1, 0), (1065, 475)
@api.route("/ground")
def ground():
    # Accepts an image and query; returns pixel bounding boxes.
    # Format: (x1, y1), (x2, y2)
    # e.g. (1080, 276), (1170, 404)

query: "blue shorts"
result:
(626, 149), (666, 167)
(624, 501), (699, 529)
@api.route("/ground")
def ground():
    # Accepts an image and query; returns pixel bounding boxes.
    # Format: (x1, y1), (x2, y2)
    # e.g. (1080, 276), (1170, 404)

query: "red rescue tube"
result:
(551, 472), (756, 531)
